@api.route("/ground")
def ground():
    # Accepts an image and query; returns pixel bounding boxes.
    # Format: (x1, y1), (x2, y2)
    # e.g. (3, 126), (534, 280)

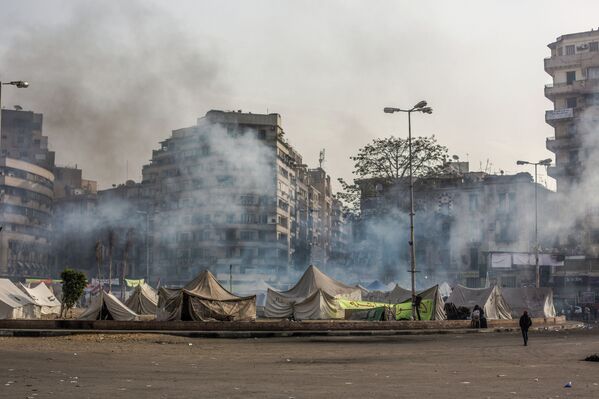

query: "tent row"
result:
(0, 279), (61, 319)
(444, 285), (556, 320)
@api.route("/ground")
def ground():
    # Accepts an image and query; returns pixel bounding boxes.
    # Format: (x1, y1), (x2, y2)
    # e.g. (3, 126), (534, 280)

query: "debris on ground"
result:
(564, 381), (573, 388)
(584, 354), (599, 362)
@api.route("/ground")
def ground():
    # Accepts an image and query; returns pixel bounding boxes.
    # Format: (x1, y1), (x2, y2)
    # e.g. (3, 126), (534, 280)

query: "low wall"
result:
(0, 316), (566, 332)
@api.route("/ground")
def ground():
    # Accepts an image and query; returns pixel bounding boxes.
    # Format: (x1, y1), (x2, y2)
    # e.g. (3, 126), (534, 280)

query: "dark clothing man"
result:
(519, 311), (532, 346)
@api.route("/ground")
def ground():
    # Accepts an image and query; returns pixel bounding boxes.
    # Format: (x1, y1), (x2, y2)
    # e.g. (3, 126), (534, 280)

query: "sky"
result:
(1, 0), (598, 190)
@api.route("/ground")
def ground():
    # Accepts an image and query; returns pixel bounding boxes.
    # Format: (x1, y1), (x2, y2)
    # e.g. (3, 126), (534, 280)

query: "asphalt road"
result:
(1, 329), (599, 398)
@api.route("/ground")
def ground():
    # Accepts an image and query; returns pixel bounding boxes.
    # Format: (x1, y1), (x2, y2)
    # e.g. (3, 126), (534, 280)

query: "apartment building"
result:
(354, 164), (554, 288)
(139, 110), (339, 283)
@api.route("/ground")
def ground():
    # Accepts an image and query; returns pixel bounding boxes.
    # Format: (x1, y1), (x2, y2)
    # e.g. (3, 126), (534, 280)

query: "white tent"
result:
(18, 282), (61, 316)
(125, 283), (158, 315)
(0, 279), (40, 319)
(235, 280), (277, 307)
(265, 265), (362, 320)
(502, 287), (556, 318)
(446, 285), (512, 320)
(365, 280), (394, 292)
(79, 290), (138, 321)
(438, 282), (452, 299)
(157, 270), (256, 321)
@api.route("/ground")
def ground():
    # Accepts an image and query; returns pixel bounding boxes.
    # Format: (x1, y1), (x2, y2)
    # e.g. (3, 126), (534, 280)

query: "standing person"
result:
(519, 310), (533, 346)
(471, 305), (481, 328)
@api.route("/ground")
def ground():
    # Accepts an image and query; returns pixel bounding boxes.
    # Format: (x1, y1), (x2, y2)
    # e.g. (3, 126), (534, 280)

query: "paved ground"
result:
(1, 328), (598, 398)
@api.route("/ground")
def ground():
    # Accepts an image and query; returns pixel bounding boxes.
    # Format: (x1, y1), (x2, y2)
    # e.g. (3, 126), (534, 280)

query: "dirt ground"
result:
(1, 329), (599, 399)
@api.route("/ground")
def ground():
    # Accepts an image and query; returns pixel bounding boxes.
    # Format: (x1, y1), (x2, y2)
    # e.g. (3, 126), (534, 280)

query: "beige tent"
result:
(125, 283), (158, 315)
(502, 287), (556, 318)
(446, 285), (512, 320)
(0, 279), (40, 319)
(79, 290), (139, 321)
(18, 282), (61, 316)
(265, 265), (362, 320)
(364, 284), (447, 320)
(157, 270), (256, 321)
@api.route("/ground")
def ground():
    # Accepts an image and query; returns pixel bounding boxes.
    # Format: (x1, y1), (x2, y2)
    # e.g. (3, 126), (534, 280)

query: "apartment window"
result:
(469, 248), (479, 270)
(566, 97), (577, 108)
(468, 194), (479, 211)
(258, 130), (266, 140)
(240, 195), (255, 205)
(590, 42), (599, 52)
(278, 215), (288, 228)
(226, 213), (236, 223)
(588, 67), (599, 80)
(566, 71), (576, 85)
(226, 247), (236, 258)
(240, 230), (255, 240)
(226, 229), (237, 241)
(241, 213), (257, 224)
(565, 45), (575, 55)
(557, 47), (563, 56)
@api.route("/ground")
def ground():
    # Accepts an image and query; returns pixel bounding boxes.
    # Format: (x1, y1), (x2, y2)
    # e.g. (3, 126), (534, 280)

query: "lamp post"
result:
(0, 80), (29, 145)
(384, 101), (433, 319)
(516, 158), (552, 288)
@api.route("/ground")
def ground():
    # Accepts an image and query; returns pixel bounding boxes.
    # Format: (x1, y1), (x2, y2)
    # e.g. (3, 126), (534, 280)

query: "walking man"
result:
(519, 310), (532, 346)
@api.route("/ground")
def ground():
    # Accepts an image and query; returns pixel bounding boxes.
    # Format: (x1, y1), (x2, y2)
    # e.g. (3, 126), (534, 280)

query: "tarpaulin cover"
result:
(125, 283), (158, 315)
(502, 287), (556, 318)
(18, 282), (61, 315)
(446, 285), (512, 319)
(157, 270), (256, 321)
(265, 265), (362, 319)
(364, 284), (447, 320)
(79, 290), (139, 321)
(0, 279), (40, 319)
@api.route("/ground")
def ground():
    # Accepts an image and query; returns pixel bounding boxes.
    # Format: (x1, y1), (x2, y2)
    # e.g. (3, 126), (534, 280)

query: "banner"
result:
(26, 278), (62, 284)
(338, 298), (434, 321)
(125, 278), (145, 287)
(91, 278), (120, 286)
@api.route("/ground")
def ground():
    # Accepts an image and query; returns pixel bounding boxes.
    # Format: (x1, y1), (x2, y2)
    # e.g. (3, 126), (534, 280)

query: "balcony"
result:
(544, 79), (599, 99)
(546, 135), (580, 152)
(544, 52), (599, 73)
(545, 108), (574, 126)
(547, 161), (581, 179)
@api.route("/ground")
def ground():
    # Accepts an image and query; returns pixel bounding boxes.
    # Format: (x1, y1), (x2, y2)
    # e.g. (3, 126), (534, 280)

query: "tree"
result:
(60, 268), (87, 318)
(338, 135), (448, 214)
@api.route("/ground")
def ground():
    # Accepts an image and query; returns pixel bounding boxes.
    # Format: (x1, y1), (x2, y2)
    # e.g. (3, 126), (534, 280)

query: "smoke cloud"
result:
(0, 1), (226, 187)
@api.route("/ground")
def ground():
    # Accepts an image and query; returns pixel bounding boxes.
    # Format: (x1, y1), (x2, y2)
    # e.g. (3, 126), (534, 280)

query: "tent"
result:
(446, 285), (512, 320)
(235, 280), (278, 308)
(364, 284), (446, 320)
(365, 280), (394, 292)
(125, 283), (158, 315)
(502, 287), (556, 318)
(439, 282), (452, 299)
(0, 279), (40, 319)
(265, 265), (362, 320)
(18, 282), (61, 316)
(79, 290), (138, 321)
(157, 270), (256, 321)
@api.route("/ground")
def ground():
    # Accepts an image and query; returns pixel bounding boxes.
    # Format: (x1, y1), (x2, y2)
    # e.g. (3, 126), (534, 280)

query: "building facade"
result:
(0, 157), (54, 277)
(354, 164), (554, 288)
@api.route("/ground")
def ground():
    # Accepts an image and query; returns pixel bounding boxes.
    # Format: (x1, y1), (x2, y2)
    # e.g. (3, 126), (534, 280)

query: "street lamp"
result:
(0, 80), (29, 146)
(384, 100), (433, 320)
(516, 158), (552, 288)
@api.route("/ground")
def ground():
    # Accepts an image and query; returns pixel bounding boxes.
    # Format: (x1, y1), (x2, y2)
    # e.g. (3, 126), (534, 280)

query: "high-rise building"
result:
(0, 108), (55, 171)
(140, 110), (341, 283)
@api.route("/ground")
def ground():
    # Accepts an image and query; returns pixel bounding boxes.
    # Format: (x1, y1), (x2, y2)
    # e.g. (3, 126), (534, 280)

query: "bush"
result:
(60, 269), (87, 318)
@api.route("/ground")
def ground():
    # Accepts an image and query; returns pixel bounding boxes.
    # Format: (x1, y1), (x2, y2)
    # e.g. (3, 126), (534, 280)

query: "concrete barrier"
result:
(0, 316), (567, 332)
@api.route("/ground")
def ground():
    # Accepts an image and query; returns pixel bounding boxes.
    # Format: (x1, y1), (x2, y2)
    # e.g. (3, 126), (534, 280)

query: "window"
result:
(589, 67), (599, 80)
(466, 278), (479, 288)
(226, 229), (236, 240)
(590, 42), (599, 52)
(565, 45), (575, 55)
(258, 130), (266, 140)
(240, 195), (255, 205)
(240, 230), (255, 240)
(566, 71), (576, 85)
(566, 97), (577, 108)
(278, 215), (288, 228)
(241, 213), (257, 224)
(469, 248), (479, 270)
(226, 213), (236, 223)
(226, 247), (236, 258)
(468, 194), (479, 211)
(566, 123), (577, 136)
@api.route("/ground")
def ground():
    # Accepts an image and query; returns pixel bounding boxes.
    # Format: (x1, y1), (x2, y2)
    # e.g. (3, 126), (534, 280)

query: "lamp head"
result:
(384, 107), (399, 114)
(413, 100), (427, 109)
(539, 158), (552, 166)
(10, 81), (29, 88)
(420, 107), (433, 114)
(516, 160), (528, 165)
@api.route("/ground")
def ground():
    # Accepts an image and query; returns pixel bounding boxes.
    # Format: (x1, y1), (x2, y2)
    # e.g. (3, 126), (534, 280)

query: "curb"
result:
(0, 323), (583, 339)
